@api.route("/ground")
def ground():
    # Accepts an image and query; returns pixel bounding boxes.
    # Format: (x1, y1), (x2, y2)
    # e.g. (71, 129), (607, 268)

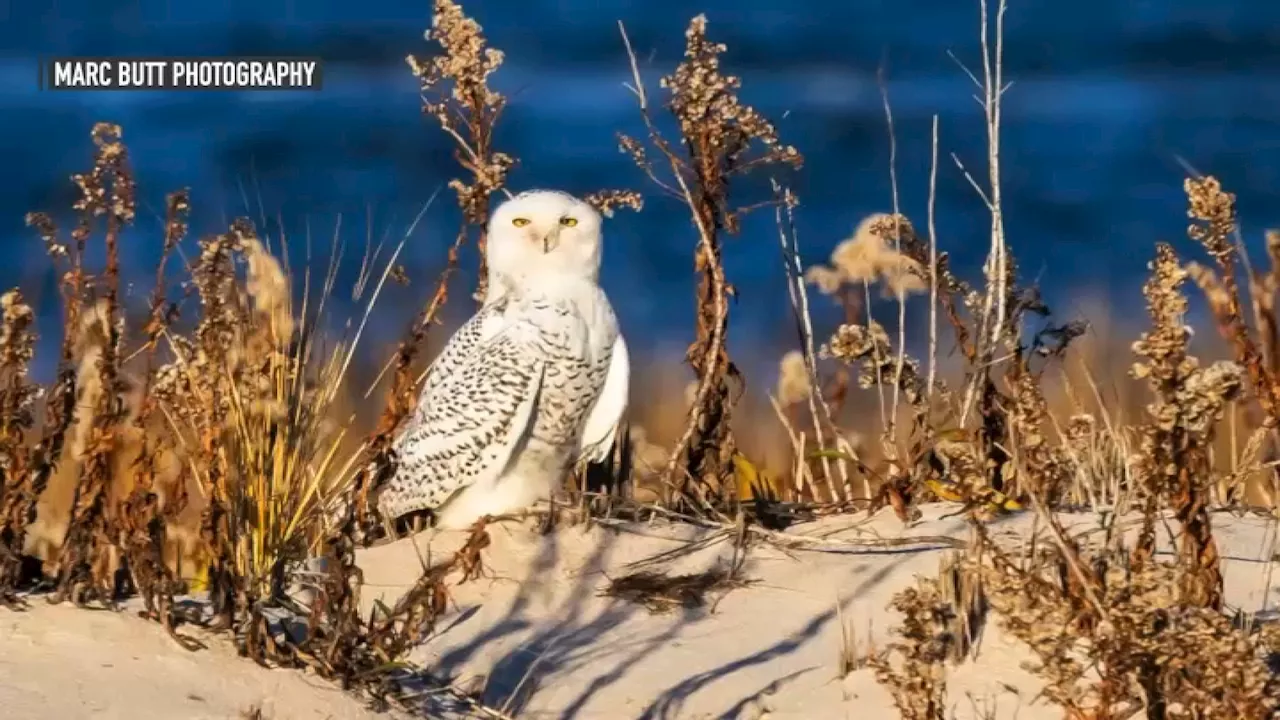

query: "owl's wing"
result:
(577, 333), (629, 464)
(378, 304), (546, 521)
(408, 301), (507, 425)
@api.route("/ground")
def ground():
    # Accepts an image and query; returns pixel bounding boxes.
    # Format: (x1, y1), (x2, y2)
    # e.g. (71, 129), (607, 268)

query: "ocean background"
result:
(2, 0), (1278, 382)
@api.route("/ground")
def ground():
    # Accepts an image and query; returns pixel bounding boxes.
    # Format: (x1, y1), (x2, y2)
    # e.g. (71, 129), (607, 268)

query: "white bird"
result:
(376, 189), (630, 530)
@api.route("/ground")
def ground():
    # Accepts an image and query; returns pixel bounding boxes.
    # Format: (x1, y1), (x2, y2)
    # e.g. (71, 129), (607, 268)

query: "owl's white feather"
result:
(578, 334), (629, 464)
(377, 190), (626, 530)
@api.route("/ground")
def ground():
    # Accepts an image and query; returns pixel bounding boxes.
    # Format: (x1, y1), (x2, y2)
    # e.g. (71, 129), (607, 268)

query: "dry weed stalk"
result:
(357, 0), (517, 534)
(869, 577), (955, 720)
(10, 201), (90, 602)
(117, 189), (194, 644)
(1259, 229), (1280, 374)
(954, 0), (1013, 431)
(292, 520), (492, 704)
(1130, 243), (1240, 609)
(51, 122), (136, 607)
(407, 0), (513, 303)
(1005, 360), (1074, 507)
(618, 15), (801, 510)
(1183, 178), (1280, 422)
(1183, 183), (1280, 510)
(774, 183), (849, 503)
(0, 290), (39, 601)
(823, 313), (929, 518)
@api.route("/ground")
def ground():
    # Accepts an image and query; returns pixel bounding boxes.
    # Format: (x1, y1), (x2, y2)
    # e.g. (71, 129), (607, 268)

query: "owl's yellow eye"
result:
(559, 217), (578, 227)
(511, 217), (531, 227)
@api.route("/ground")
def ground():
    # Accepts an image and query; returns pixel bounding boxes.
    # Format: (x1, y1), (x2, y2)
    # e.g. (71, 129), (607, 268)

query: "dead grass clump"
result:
(618, 14), (801, 513)
(602, 565), (750, 614)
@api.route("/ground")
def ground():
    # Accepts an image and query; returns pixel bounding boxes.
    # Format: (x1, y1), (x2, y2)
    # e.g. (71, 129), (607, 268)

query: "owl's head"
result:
(487, 190), (604, 288)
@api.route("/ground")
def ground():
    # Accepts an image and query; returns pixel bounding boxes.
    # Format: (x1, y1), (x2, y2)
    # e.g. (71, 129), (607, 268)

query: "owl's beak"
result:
(541, 228), (561, 254)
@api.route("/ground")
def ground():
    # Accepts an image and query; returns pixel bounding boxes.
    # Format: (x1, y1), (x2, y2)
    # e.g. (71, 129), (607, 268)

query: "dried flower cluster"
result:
(826, 322), (924, 408)
(1130, 243), (1238, 607)
(660, 16), (801, 184)
(775, 349), (811, 407)
(806, 213), (927, 298)
(584, 189), (645, 218)
(1183, 177), (1280, 421)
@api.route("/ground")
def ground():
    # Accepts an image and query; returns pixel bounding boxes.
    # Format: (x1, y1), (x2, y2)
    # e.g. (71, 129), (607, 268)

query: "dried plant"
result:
(1130, 243), (1239, 608)
(116, 189), (194, 645)
(1184, 177), (1280, 422)
(291, 519), (493, 704)
(775, 350), (811, 408)
(17, 206), (88, 600)
(151, 217), (392, 648)
(974, 534), (1277, 719)
(619, 15), (801, 512)
(869, 578), (954, 720)
(824, 318), (931, 517)
(1005, 363), (1073, 506)
(0, 290), (39, 601)
(50, 122), (136, 607)
(14, 123), (489, 704)
(807, 213), (927, 300)
(407, 0), (514, 303)
(602, 565), (749, 614)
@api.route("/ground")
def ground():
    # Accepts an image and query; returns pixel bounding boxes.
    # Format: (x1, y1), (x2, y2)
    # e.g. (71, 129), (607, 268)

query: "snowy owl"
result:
(376, 189), (630, 530)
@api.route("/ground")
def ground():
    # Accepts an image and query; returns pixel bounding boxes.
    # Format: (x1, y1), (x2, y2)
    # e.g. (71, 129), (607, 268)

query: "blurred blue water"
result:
(3, 0), (1279, 379)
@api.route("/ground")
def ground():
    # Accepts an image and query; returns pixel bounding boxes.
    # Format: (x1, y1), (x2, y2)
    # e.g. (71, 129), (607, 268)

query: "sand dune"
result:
(357, 506), (1280, 719)
(2, 505), (1276, 719)
(0, 603), (402, 720)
